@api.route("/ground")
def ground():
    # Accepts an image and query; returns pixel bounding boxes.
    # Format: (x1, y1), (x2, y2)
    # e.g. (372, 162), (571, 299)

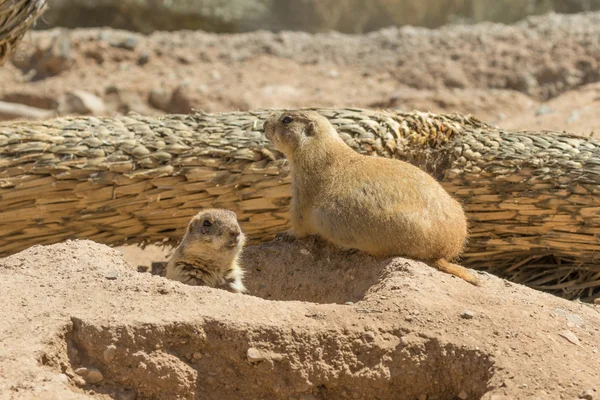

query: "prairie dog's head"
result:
(263, 111), (341, 157)
(181, 208), (245, 257)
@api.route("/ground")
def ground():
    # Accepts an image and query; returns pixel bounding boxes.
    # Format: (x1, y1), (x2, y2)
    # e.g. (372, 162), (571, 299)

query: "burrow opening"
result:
(48, 317), (495, 400)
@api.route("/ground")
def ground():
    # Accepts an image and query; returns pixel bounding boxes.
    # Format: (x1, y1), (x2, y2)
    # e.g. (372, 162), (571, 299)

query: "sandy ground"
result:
(3, 11), (600, 399)
(0, 239), (599, 400)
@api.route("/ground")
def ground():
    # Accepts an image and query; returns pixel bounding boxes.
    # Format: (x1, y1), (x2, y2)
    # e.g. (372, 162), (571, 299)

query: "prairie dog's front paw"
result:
(275, 231), (297, 241)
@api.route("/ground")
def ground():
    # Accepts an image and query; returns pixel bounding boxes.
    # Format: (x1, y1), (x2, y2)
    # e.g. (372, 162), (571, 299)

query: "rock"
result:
(137, 265), (149, 273)
(112, 37), (138, 51)
(458, 391), (468, 399)
(85, 368), (104, 384)
(300, 249), (310, 256)
(74, 367), (88, 376)
(66, 91), (106, 115)
(558, 330), (581, 346)
(362, 331), (376, 342)
(345, 302), (354, 305)
(104, 271), (119, 280)
(53, 373), (69, 385)
(149, 88), (171, 111)
(247, 347), (264, 363)
(137, 51), (150, 66)
(580, 388), (596, 400)
(13, 33), (74, 80)
(2, 93), (59, 110)
(103, 344), (117, 362)
(0, 100), (55, 121)
(460, 310), (475, 319)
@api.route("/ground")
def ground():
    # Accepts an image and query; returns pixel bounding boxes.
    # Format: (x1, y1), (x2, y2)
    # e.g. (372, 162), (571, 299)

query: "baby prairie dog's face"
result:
(263, 111), (336, 157)
(183, 209), (245, 253)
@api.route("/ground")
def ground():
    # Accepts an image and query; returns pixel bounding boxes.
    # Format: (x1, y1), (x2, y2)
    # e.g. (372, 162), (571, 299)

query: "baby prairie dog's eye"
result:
(203, 220), (212, 227)
(282, 116), (293, 124)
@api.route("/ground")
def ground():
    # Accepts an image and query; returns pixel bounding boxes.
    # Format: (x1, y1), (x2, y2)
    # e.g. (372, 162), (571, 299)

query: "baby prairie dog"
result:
(263, 110), (479, 286)
(165, 208), (248, 293)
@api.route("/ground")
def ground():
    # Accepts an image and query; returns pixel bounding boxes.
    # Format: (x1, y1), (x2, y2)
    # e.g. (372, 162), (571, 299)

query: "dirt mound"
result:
(1, 239), (598, 399)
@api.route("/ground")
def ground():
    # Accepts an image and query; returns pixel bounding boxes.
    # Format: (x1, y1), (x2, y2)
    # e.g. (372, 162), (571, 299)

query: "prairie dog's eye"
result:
(282, 116), (293, 124)
(203, 220), (212, 227)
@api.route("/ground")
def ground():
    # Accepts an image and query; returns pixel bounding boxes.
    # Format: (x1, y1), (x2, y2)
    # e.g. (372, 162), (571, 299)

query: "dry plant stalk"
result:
(0, 108), (599, 301)
(0, 0), (47, 65)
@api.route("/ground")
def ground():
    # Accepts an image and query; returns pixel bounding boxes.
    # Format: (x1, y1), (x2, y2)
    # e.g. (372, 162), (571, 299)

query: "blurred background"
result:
(3, 0), (600, 137)
(3, 0), (600, 266)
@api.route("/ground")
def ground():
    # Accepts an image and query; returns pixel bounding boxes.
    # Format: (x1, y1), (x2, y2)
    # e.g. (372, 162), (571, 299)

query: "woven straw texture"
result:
(0, 0), (47, 64)
(1, 108), (599, 301)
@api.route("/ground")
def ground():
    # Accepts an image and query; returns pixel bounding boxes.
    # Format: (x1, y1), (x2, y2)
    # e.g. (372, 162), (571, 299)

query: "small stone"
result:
(558, 330), (581, 346)
(580, 388), (596, 400)
(362, 331), (376, 342)
(300, 249), (310, 256)
(460, 310), (475, 319)
(54, 373), (69, 384)
(104, 271), (119, 280)
(192, 352), (202, 361)
(458, 391), (468, 399)
(85, 368), (104, 384)
(328, 69), (339, 78)
(344, 302), (354, 305)
(103, 344), (117, 363)
(247, 347), (265, 363)
(137, 265), (149, 273)
(594, 298), (600, 305)
(112, 37), (138, 51)
(74, 367), (88, 376)
(66, 90), (106, 115)
(137, 52), (150, 66)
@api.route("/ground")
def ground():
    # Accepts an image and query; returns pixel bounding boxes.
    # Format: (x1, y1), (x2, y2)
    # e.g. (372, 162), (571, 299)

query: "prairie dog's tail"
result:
(433, 259), (481, 286)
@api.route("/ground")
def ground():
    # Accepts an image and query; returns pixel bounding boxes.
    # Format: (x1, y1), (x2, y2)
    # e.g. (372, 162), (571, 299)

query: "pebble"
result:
(300, 249), (310, 256)
(460, 310), (475, 319)
(85, 368), (104, 384)
(54, 373), (69, 384)
(137, 265), (149, 273)
(74, 367), (88, 376)
(362, 331), (376, 342)
(580, 388), (596, 400)
(344, 302), (354, 305)
(458, 391), (468, 399)
(103, 344), (117, 363)
(558, 330), (581, 346)
(66, 90), (106, 115)
(105, 271), (119, 280)
(247, 347), (265, 363)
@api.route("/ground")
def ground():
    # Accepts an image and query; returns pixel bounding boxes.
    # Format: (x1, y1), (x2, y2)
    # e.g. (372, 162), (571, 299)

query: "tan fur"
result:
(165, 208), (248, 293)
(264, 110), (480, 286)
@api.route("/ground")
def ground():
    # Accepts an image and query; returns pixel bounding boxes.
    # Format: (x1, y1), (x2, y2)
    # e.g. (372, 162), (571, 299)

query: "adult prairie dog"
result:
(263, 110), (479, 286)
(165, 208), (248, 293)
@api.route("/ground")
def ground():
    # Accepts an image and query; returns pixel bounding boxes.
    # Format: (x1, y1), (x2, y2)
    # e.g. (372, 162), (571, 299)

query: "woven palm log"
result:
(0, 0), (47, 65)
(1, 108), (599, 300)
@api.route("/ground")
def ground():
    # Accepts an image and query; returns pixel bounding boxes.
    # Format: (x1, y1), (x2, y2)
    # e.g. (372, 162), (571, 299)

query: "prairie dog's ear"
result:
(305, 121), (317, 137)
